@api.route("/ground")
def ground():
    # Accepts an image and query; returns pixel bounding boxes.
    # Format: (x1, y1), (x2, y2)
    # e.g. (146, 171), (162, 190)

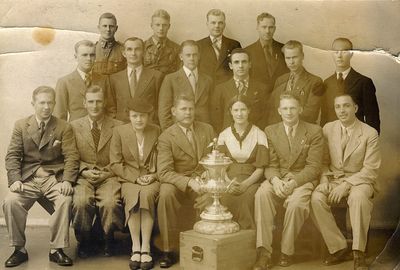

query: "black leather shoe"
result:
(129, 251), (141, 270)
(253, 247), (272, 270)
(323, 248), (349, 266)
(278, 253), (294, 267)
(77, 243), (90, 259)
(49, 249), (73, 266)
(159, 252), (175, 268)
(5, 250), (28, 267)
(353, 250), (368, 270)
(140, 252), (154, 270)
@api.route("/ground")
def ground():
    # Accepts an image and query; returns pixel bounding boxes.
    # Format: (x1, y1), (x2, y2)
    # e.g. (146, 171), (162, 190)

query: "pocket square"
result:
(52, 140), (61, 147)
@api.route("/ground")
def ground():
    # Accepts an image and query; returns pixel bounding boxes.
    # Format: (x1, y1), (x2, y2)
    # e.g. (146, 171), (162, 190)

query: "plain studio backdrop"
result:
(0, 0), (399, 230)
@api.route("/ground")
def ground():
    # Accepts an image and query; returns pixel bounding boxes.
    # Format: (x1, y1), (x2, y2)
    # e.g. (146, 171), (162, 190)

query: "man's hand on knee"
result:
(59, 181), (73, 196)
(10, 181), (24, 193)
(328, 182), (351, 204)
(271, 177), (287, 199)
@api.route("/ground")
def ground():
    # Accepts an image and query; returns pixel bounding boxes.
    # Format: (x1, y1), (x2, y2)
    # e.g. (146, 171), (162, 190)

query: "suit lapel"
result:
(97, 118), (113, 152)
(142, 126), (158, 162)
(136, 68), (152, 97)
(72, 70), (86, 97)
(288, 122), (307, 167)
(125, 125), (140, 160)
(343, 120), (362, 162)
(171, 124), (196, 158)
(81, 118), (96, 150)
(270, 40), (281, 75)
(276, 123), (291, 160)
(39, 116), (57, 150)
(193, 122), (208, 161)
(217, 36), (228, 67)
(206, 37), (219, 65)
(177, 69), (196, 99)
(294, 69), (308, 93)
(27, 116), (41, 147)
(344, 68), (360, 92)
(195, 73), (205, 103)
(331, 121), (343, 162)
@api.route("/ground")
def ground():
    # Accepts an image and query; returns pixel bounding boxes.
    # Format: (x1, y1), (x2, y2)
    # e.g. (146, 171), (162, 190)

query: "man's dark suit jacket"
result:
(197, 36), (241, 85)
(158, 68), (213, 130)
(109, 67), (163, 123)
(321, 68), (380, 133)
(210, 78), (268, 132)
(5, 115), (79, 187)
(54, 70), (112, 121)
(245, 39), (289, 96)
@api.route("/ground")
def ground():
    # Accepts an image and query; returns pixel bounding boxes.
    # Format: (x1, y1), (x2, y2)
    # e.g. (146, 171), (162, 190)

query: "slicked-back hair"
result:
(256, 12), (276, 24)
(332, 37), (353, 50)
(334, 93), (356, 105)
(279, 92), (302, 106)
(206, 9), (226, 21)
(228, 94), (253, 111)
(179, 40), (199, 54)
(32, 86), (56, 101)
(282, 40), (304, 55)
(173, 94), (195, 108)
(124, 37), (144, 49)
(152, 9), (171, 22)
(74, 40), (95, 54)
(84, 85), (105, 98)
(98, 12), (117, 25)
(229, 48), (251, 63)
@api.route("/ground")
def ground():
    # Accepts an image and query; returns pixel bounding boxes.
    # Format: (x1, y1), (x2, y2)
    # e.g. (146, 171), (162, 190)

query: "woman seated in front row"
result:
(110, 98), (160, 270)
(218, 95), (269, 229)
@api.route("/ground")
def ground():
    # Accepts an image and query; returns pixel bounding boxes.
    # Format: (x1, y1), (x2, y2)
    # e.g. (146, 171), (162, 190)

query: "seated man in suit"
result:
(210, 48), (267, 132)
(268, 40), (324, 125)
(321, 37), (380, 133)
(311, 94), (380, 270)
(158, 40), (213, 130)
(54, 40), (113, 121)
(253, 92), (323, 270)
(109, 37), (163, 123)
(3, 86), (79, 267)
(245, 12), (288, 96)
(197, 9), (241, 84)
(157, 95), (215, 268)
(92, 12), (126, 75)
(71, 85), (124, 258)
(144, 9), (180, 75)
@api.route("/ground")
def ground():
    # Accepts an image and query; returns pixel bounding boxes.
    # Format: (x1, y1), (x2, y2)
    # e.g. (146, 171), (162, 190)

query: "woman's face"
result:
(129, 110), (149, 131)
(230, 101), (250, 125)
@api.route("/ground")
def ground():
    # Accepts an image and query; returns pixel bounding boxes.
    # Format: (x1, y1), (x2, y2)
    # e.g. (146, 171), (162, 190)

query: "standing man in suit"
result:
(71, 85), (124, 258)
(268, 40), (324, 125)
(144, 9), (180, 75)
(157, 95), (215, 268)
(93, 12), (126, 75)
(158, 40), (213, 130)
(54, 40), (113, 121)
(109, 37), (163, 123)
(321, 38), (380, 133)
(197, 9), (242, 85)
(245, 12), (288, 95)
(3, 86), (79, 267)
(253, 92), (323, 270)
(210, 48), (267, 132)
(311, 94), (380, 270)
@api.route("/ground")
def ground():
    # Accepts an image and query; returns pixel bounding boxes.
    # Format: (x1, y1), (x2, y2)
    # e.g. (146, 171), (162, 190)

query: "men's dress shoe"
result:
(140, 252), (154, 270)
(77, 244), (90, 259)
(278, 253), (294, 267)
(323, 248), (349, 266)
(353, 250), (368, 270)
(49, 249), (73, 266)
(129, 251), (141, 270)
(253, 247), (272, 270)
(159, 252), (175, 268)
(5, 250), (28, 267)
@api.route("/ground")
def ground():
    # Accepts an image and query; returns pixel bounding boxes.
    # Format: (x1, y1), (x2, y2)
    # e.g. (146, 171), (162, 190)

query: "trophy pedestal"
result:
(193, 219), (239, 235)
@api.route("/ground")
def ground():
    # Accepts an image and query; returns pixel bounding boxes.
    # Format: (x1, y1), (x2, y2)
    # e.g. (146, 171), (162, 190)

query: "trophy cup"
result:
(193, 138), (240, 234)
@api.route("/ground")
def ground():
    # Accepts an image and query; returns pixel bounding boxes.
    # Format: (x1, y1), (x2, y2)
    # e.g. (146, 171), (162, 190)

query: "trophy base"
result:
(193, 219), (240, 235)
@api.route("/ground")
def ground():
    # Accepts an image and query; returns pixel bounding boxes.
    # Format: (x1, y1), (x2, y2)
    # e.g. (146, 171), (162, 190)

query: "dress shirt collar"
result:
(178, 123), (194, 135)
(260, 38), (273, 49)
(99, 37), (115, 49)
(233, 76), (249, 87)
(340, 120), (356, 137)
(127, 65), (143, 78)
(88, 115), (104, 130)
(152, 36), (166, 47)
(210, 35), (222, 45)
(35, 116), (51, 129)
(77, 68), (91, 81)
(336, 67), (351, 80)
(183, 66), (198, 80)
(283, 121), (299, 137)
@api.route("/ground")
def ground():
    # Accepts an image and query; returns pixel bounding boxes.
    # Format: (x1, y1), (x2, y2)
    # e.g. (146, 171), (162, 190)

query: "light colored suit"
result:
(157, 121), (215, 251)
(255, 121), (323, 255)
(158, 68), (213, 130)
(54, 70), (112, 121)
(311, 119), (380, 253)
(3, 115), (79, 248)
(70, 116), (124, 235)
(109, 67), (163, 123)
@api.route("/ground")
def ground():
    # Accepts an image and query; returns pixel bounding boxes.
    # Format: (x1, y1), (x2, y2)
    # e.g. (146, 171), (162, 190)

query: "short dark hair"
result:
(84, 85), (104, 97)
(32, 86), (55, 101)
(334, 93), (356, 105)
(173, 95), (195, 108)
(332, 37), (353, 50)
(74, 40), (95, 54)
(179, 40), (199, 54)
(282, 40), (304, 55)
(123, 37), (144, 49)
(279, 92), (302, 106)
(98, 12), (117, 25)
(227, 94), (253, 111)
(256, 12), (276, 24)
(229, 48), (250, 63)
(152, 9), (171, 22)
(206, 9), (225, 21)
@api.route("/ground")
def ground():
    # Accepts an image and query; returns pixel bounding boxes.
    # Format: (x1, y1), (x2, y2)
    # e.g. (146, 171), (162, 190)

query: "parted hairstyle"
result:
(206, 9), (225, 20)
(152, 9), (171, 22)
(74, 40), (95, 54)
(173, 94), (195, 108)
(282, 40), (304, 55)
(279, 91), (302, 105)
(332, 37), (353, 50)
(32, 86), (56, 101)
(228, 94), (253, 111)
(84, 85), (105, 97)
(98, 12), (117, 25)
(256, 12), (276, 24)
(229, 48), (251, 63)
(123, 37), (144, 49)
(334, 93), (356, 105)
(179, 40), (199, 54)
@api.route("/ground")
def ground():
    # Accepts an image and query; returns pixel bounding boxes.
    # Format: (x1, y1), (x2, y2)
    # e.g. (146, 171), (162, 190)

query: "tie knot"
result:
(338, 72), (343, 80)
(40, 121), (45, 129)
(288, 126), (294, 136)
(93, 121), (98, 129)
(131, 68), (136, 76)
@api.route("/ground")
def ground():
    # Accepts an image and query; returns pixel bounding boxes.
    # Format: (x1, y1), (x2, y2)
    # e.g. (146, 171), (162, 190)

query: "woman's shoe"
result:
(129, 251), (141, 270)
(140, 251), (154, 270)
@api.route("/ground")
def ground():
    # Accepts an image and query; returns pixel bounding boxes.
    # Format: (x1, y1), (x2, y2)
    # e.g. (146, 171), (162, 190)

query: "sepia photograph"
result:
(0, 0), (399, 269)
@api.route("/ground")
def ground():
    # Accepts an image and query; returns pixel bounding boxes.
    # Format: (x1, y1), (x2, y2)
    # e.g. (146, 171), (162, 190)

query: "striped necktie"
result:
(212, 38), (221, 60)
(84, 73), (92, 88)
(188, 71), (196, 93)
(92, 120), (100, 150)
(129, 68), (137, 98)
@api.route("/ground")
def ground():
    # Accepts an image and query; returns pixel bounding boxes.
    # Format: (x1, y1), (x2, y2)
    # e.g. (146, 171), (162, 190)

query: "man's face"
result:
(84, 92), (105, 120)
(180, 45), (199, 70)
(334, 95), (358, 126)
(75, 45), (96, 72)
(257, 18), (276, 42)
(229, 53), (251, 78)
(129, 111), (149, 131)
(172, 100), (195, 127)
(284, 47), (304, 73)
(151, 17), (170, 40)
(332, 40), (353, 71)
(278, 97), (302, 126)
(32, 92), (55, 121)
(98, 18), (118, 40)
(123, 40), (144, 66)
(206, 15), (226, 37)
(230, 101), (250, 125)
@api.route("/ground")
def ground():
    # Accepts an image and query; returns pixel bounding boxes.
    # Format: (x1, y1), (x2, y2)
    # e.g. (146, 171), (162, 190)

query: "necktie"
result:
(287, 126), (294, 150)
(341, 127), (349, 157)
(263, 44), (273, 77)
(287, 73), (295, 91)
(337, 72), (344, 94)
(156, 41), (163, 56)
(186, 128), (197, 155)
(129, 68), (137, 98)
(212, 38), (220, 60)
(39, 121), (46, 140)
(84, 73), (92, 88)
(237, 80), (246, 94)
(92, 121), (100, 150)
(188, 71), (196, 93)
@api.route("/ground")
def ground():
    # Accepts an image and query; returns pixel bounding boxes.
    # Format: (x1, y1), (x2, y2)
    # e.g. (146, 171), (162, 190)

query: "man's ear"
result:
(171, 106), (176, 117)
(354, 104), (358, 113)
(228, 62), (233, 70)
